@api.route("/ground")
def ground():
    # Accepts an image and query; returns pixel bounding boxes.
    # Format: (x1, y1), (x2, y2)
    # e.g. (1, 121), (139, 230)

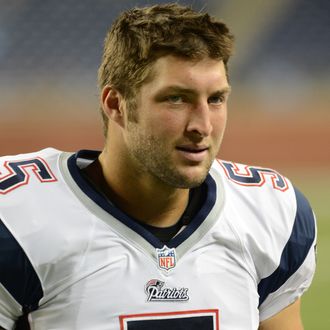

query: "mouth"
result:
(175, 145), (209, 162)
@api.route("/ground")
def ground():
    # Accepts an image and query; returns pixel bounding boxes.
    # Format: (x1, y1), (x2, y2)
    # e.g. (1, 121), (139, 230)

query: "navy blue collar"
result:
(67, 150), (217, 248)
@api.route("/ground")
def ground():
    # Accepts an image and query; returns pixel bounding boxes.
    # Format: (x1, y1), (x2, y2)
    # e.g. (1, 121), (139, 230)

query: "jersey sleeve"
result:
(0, 219), (43, 329)
(258, 187), (317, 321)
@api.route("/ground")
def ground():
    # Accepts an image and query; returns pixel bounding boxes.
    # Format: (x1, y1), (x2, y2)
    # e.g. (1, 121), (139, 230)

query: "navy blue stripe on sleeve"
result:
(0, 219), (43, 312)
(258, 187), (316, 306)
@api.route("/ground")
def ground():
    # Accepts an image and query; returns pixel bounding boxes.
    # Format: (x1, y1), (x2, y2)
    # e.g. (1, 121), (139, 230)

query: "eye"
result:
(208, 95), (225, 105)
(166, 95), (184, 104)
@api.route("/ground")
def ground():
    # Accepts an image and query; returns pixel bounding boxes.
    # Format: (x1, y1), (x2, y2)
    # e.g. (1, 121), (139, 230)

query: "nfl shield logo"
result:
(156, 245), (176, 271)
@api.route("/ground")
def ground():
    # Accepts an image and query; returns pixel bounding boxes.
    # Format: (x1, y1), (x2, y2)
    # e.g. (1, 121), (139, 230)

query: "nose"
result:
(186, 101), (213, 138)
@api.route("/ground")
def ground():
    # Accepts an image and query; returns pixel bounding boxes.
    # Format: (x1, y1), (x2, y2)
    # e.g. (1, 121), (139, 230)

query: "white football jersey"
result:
(0, 148), (316, 330)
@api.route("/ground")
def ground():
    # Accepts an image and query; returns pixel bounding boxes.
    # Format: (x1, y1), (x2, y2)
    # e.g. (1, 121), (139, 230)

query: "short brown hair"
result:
(98, 3), (234, 135)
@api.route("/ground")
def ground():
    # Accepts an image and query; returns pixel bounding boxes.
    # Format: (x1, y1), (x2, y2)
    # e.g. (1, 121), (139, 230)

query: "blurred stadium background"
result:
(0, 0), (329, 328)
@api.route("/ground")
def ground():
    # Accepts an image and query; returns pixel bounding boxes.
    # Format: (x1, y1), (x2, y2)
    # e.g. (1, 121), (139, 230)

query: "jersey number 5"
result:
(220, 161), (288, 192)
(0, 157), (57, 194)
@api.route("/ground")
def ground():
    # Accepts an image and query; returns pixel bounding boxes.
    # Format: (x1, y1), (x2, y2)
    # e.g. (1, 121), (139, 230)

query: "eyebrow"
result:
(211, 86), (232, 95)
(156, 85), (232, 96)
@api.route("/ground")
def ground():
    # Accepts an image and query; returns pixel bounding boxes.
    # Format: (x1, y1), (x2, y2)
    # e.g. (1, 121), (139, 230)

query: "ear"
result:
(101, 85), (125, 128)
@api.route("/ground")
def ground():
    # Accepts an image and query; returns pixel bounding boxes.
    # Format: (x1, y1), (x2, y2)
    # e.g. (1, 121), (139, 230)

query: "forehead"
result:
(142, 55), (228, 92)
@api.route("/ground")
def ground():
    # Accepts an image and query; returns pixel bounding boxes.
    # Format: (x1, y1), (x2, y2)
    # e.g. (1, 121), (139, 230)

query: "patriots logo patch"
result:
(145, 279), (189, 302)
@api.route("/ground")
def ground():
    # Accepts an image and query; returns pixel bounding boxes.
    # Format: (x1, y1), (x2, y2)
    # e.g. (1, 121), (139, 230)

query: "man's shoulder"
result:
(0, 148), (94, 314)
(0, 147), (71, 234)
(210, 160), (316, 296)
(211, 159), (293, 202)
(0, 147), (63, 161)
(210, 158), (315, 231)
(0, 148), (66, 196)
(211, 159), (315, 229)
(210, 158), (315, 262)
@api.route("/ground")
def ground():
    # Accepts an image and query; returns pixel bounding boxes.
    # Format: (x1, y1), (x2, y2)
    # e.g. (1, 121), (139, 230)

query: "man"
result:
(0, 3), (316, 330)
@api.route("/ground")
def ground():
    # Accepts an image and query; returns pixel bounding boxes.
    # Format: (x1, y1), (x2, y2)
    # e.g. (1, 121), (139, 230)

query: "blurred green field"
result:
(289, 172), (330, 329)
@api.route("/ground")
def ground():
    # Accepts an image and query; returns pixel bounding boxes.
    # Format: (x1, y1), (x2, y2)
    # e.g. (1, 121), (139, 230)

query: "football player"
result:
(0, 3), (316, 330)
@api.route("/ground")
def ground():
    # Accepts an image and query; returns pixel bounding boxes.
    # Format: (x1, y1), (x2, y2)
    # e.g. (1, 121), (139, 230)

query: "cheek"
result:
(148, 111), (186, 136)
(211, 110), (227, 136)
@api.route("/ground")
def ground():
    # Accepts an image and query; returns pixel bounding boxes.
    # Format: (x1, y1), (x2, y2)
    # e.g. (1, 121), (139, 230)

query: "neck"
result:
(84, 150), (190, 228)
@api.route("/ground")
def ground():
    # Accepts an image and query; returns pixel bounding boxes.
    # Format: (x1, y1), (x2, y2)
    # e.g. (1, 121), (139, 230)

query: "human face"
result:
(123, 55), (230, 189)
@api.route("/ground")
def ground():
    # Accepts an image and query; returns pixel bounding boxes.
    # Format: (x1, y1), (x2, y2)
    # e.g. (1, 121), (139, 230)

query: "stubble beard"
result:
(127, 128), (214, 189)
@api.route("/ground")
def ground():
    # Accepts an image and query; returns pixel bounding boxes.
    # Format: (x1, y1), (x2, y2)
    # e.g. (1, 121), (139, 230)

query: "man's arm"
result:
(259, 299), (303, 330)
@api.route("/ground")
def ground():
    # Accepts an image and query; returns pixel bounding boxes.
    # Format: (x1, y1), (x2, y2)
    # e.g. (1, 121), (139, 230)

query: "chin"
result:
(155, 160), (211, 188)
(185, 163), (210, 179)
(176, 169), (209, 189)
